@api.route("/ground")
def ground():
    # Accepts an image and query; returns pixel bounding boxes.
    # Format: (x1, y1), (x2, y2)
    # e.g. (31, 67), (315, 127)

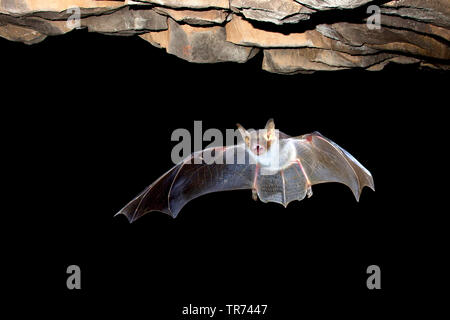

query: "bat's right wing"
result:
(116, 144), (256, 221)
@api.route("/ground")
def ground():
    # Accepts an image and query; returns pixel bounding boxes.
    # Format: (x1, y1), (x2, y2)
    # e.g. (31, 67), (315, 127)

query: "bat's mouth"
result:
(252, 144), (265, 155)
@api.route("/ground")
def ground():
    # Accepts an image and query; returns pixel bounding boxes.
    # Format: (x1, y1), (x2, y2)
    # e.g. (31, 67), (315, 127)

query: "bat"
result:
(116, 119), (374, 222)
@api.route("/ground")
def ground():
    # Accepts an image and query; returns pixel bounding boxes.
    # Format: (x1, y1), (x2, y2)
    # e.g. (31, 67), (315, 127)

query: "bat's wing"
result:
(116, 144), (255, 221)
(254, 132), (374, 207)
(117, 131), (374, 221)
(293, 131), (373, 198)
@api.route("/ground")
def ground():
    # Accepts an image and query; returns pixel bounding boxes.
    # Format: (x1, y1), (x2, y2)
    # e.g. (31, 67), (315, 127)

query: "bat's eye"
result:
(252, 144), (265, 155)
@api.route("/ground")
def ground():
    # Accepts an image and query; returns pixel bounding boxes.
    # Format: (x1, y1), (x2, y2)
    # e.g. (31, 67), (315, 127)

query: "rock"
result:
(0, 0), (126, 15)
(0, 14), (73, 36)
(165, 18), (258, 63)
(139, 30), (169, 48)
(134, 0), (230, 9)
(376, 14), (450, 42)
(262, 47), (412, 74)
(230, 0), (314, 25)
(263, 48), (347, 73)
(318, 22), (450, 60)
(0, 0), (449, 73)
(0, 23), (46, 44)
(381, 0), (450, 28)
(82, 7), (168, 35)
(154, 7), (229, 25)
(225, 14), (377, 55)
(294, 0), (374, 10)
(366, 56), (421, 71)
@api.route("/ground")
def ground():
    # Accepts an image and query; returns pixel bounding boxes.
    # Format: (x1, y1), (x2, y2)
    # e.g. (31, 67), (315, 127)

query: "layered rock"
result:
(1, 0), (449, 74)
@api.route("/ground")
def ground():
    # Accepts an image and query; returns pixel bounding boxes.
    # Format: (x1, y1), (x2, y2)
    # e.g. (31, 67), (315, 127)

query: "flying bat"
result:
(116, 119), (374, 222)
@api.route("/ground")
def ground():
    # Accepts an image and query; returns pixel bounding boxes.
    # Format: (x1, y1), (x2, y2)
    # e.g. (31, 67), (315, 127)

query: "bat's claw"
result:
(252, 188), (258, 201)
(306, 185), (313, 198)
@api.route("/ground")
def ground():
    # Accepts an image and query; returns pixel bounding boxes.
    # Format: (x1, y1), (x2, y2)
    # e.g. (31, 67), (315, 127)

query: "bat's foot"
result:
(306, 185), (313, 198)
(252, 188), (258, 201)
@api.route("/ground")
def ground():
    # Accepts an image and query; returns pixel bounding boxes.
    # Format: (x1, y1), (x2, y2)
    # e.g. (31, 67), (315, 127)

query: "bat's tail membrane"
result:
(256, 165), (310, 208)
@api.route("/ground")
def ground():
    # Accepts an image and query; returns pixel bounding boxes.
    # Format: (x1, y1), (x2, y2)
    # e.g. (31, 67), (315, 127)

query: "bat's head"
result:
(237, 119), (279, 157)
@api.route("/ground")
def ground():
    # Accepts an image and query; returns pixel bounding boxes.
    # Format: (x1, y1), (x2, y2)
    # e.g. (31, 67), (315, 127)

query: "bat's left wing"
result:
(287, 131), (375, 201)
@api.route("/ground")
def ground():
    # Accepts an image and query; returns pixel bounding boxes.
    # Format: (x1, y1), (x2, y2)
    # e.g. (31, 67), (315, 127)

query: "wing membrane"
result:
(117, 144), (255, 221)
(291, 132), (374, 200)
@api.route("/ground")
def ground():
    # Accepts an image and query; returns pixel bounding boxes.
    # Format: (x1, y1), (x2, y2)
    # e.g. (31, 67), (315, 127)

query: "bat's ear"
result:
(265, 118), (275, 140)
(236, 123), (250, 147)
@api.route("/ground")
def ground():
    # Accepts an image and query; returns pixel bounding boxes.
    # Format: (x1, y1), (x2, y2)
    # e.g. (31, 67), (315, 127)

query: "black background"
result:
(3, 29), (447, 316)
